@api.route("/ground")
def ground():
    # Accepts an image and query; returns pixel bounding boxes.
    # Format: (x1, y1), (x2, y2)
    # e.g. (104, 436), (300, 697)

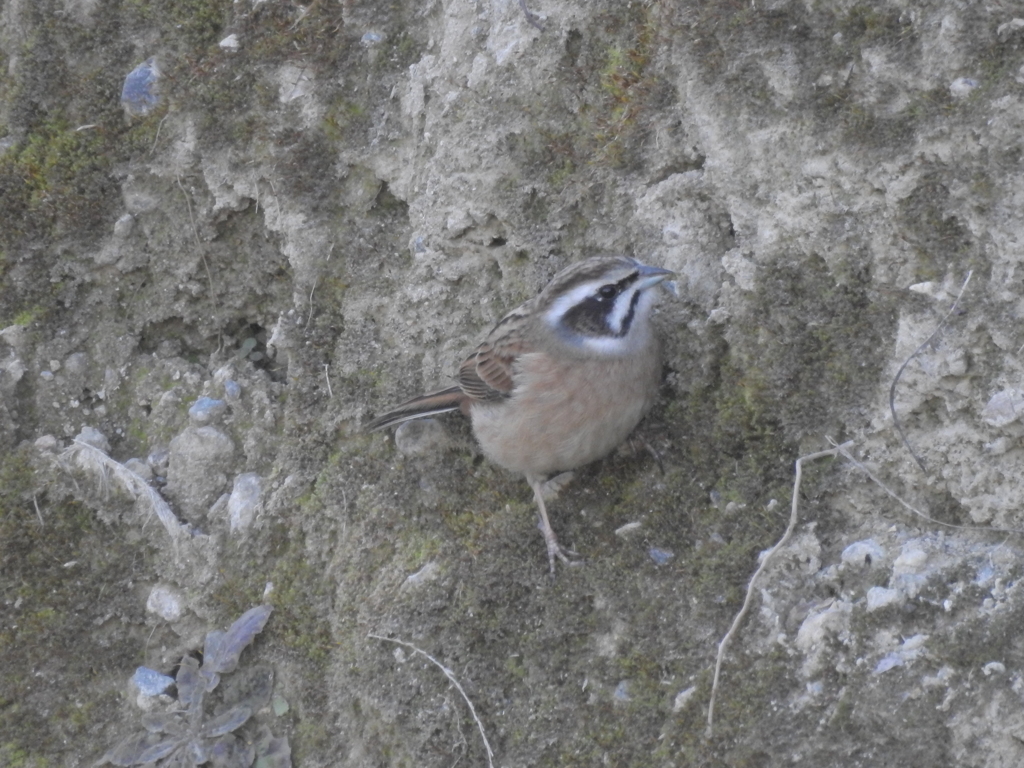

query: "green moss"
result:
(524, 4), (668, 180)
(10, 306), (44, 326)
(0, 743), (51, 768)
(0, 119), (114, 247)
(388, 31), (423, 72)
(0, 448), (147, 764)
(125, 0), (230, 50)
(591, 37), (652, 166)
(835, 5), (910, 47)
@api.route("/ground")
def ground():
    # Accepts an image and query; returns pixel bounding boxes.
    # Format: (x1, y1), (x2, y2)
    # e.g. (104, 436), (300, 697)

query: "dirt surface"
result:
(4, 1), (1024, 766)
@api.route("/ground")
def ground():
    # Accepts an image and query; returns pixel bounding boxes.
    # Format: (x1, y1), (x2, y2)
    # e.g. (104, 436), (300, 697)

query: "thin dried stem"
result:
(706, 443), (849, 738)
(176, 174), (214, 299)
(518, 0), (545, 30)
(369, 634), (495, 768)
(831, 438), (1024, 536)
(889, 271), (973, 471)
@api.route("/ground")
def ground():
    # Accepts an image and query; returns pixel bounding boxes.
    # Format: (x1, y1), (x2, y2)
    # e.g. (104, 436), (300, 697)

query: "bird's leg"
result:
(527, 473), (579, 576)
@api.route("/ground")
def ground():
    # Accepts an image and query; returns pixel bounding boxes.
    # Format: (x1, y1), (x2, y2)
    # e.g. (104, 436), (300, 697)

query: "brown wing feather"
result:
(458, 343), (516, 401)
(457, 309), (532, 402)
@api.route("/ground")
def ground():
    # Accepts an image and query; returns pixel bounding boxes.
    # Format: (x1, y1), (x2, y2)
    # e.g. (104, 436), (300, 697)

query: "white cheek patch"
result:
(605, 288), (638, 336)
(580, 334), (631, 355)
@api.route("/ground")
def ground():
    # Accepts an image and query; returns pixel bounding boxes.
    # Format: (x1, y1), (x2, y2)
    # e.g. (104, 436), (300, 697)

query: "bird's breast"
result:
(468, 348), (660, 477)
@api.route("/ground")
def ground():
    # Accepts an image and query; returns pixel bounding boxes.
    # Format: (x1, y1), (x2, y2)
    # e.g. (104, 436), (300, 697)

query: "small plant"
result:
(97, 605), (290, 768)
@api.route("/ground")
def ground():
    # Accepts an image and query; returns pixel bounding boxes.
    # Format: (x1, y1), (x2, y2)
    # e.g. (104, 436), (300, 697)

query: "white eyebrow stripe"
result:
(542, 282), (602, 327)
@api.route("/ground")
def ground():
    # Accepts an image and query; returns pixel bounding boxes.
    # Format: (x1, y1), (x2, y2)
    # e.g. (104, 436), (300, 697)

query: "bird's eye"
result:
(598, 284), (618, 299)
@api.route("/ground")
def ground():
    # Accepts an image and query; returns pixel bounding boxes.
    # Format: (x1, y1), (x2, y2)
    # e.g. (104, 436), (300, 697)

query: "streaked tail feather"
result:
(364, 386), (464, 431)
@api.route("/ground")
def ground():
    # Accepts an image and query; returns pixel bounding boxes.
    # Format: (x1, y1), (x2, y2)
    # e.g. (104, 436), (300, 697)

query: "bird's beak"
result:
(636, 264), (675, 292)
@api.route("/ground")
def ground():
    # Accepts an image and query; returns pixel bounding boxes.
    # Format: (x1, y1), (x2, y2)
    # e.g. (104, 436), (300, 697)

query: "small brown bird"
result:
(366, 255), (674, 574)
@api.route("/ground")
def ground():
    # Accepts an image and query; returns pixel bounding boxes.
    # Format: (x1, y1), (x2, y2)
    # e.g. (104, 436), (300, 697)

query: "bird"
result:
(366, 255), (674, 574)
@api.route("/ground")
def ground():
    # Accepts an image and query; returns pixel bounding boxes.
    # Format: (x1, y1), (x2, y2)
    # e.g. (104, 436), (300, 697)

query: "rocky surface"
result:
(4, 0), (1024, 766)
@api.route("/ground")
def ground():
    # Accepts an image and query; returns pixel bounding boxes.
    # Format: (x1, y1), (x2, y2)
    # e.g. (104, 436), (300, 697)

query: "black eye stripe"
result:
(560, 281), (642, 338)
(598, 272), (638, 300)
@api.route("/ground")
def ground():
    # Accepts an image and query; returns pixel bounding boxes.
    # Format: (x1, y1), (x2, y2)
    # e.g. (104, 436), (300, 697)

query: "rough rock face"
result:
(3, 1), (1024, 765)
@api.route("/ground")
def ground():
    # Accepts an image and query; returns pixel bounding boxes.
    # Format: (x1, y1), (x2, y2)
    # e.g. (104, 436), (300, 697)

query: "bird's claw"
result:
(543, 529), (581, 576)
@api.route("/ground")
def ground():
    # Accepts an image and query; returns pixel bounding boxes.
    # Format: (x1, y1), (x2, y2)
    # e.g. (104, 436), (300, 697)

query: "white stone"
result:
(146, 585), (183, 622)
(866, 586), (901, 612)
(983, 389), (1024, 428)
(228, 473), (262, 532)
(841, 539), (885, 568)
(672, 686), (697, 712)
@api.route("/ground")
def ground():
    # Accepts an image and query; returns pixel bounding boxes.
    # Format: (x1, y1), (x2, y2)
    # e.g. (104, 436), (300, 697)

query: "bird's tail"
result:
(364, 386), (464, 431)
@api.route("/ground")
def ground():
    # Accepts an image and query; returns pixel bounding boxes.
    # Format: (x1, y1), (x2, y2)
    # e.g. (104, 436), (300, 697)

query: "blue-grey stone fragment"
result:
(133, 666), (175, 696)
(648, 547), (674, 565)
(189, 397), (227, 425)
(121, 58), (161, 116)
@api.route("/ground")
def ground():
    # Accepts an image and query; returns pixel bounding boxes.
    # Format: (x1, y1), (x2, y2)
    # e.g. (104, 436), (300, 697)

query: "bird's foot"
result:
(540, 522), (581, 576)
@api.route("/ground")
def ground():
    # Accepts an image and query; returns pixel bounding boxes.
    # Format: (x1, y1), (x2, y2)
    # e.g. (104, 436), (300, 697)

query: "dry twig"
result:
(519, 0), (545, 30)
(369, 633), (495, 768)
(706, 443), (850, 738)
(831, 438), (1024, 536)
(889, 271), (973, 471)
(176, 174), (215, 299)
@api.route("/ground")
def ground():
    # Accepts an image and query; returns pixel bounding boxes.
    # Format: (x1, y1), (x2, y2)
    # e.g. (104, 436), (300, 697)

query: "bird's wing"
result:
(457, 306), (533, 402)
(458, 339), (522, 401)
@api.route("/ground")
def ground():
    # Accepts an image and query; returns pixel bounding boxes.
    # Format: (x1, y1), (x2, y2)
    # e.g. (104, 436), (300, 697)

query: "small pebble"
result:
(403, 561), (441, 588)
(982, 389), (1024, 428)
(672, 686), (697, 712)
(983, 661), (1006, 676)
(121, 58), (161, 116)
(866, 586), (901, 612)
(147, 446), (170, 473)
(146, 585), (183, 622)
(648, 547), (674, 565)
(272, 694), (290, 716)
(75, 426), (110, 453)
(133, 666), (175, 696)
(188, 396), (228, 425)
(35, 435), (59, 452)
(113, 213), (134, 239)
(228, 473), (262, 532)
(614, 521), (642, 537)
(841, 539), (885, 568)
(874, 654), (903, 675)
(125, 457), (153, 481)
(949, 77), (979, 100)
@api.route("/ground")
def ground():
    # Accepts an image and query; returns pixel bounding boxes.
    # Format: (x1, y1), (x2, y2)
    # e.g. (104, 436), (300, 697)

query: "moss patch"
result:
(0, 448), (150, 765)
